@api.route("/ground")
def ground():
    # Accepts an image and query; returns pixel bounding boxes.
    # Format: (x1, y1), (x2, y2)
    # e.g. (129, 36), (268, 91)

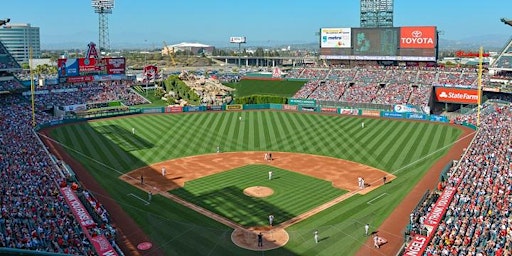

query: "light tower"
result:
(92, 0), (114, 53)
(360, 0), (394, 28)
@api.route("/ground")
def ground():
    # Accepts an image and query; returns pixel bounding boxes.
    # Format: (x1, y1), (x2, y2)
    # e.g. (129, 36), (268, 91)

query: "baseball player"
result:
(365, 223), (370, 236)
(148, 191), (152, 202)
(268, 170), (273, 180)
(314, 230), (319, 244)
(268, 214), (274, 226)
(216, 146), (220, 153)
(264, 153), (268, 161)
(361, 122), (365, 128)
(373, 234), (380, 248)
(239, 116), (242, 121)
(161, 167), (166, 177)
(132, 127), (135, 134)
(257, 232), (263, 247)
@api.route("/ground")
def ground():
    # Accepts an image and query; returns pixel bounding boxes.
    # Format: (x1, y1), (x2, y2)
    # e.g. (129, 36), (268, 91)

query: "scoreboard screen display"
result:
(319, 26), (437, 61)
(352, 28), (398, 56)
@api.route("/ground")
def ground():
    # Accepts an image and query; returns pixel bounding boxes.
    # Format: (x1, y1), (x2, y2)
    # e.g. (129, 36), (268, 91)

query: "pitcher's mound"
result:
(231, 226), (289, 251)
(243, 186), (274, 197)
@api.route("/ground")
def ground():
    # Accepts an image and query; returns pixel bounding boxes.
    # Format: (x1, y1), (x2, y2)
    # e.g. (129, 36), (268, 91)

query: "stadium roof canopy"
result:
(500, 18), (512, 27)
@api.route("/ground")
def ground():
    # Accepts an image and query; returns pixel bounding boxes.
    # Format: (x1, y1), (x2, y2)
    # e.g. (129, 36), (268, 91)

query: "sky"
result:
(2, 0), (512, 49)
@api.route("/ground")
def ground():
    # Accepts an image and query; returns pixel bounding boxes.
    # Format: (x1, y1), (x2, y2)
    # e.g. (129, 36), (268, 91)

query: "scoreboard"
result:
(320, 26), (437, 61)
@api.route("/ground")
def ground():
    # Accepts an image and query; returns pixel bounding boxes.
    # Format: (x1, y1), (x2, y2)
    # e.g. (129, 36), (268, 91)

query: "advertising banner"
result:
(320, 28), (351, 48)
(434, 87), (479, 104)
(400, 26), (436, 49)
(184, 106), (205, 112)
(340, 109), (359, 116)
(104, 57), (126, 74)
(406, 113), (428, 120)
(207, 105), (223, 111)
(423, 186), (457, 228)
(321, 107), (337, 113)
(288, 98), (316, 106)
(60, 187), (96, 228)
(226, 104), (243, 110)
(283, 104), (298, 111)
(300, 106), (316, 112)
(394, 104), (427, 114)
(381, 111), (404, 118)
(142, 107), (163, 113)
(429, 115), (448, 123)
(403, 234), (428, 256)
(230, 37), (246, 43)
(165, 106), (183, 113)
(361, 110), (381, 117)
(78, 58), (102, 73)
(58, 59), (79, 77)
(67, 76), (94, 83)
(89, 234), (118, 256)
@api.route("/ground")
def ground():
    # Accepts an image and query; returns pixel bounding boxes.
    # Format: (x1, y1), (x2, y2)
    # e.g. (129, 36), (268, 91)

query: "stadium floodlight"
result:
(0, 18), (10, 26)
(500, 18), (512, 27)
(92, 0), (115, 53)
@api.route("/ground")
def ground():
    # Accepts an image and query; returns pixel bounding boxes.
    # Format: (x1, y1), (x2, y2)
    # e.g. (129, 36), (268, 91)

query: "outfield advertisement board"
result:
(283, 104), (298, 111)
(321, 107), (337, 113)
(226, 104), (243, 110)
(406, 113), (428, 120)
(300, 106), (316, 112)
(165, 106), (183, 113)
(361, 110), (380, 117)
(320, 28), (351, 48)
(435, 87), (479, 104)
(104, 57), (126, 74)
(288, 98), (316, 106)
(381, 112), (404, 118)
(340, 109), (359, 115)
(429, 115), (448, 123)
(207, 105), (223, 111)
(184, 106), (205, 112)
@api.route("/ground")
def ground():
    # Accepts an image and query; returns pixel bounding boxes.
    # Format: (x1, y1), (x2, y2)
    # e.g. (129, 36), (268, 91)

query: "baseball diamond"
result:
(43, 110), (471, 256)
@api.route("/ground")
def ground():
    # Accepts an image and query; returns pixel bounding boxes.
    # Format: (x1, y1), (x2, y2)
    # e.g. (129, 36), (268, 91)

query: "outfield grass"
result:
(171, 165), (346, 227)
(224, 79), (305, 97)
(48, 111), (463, 255)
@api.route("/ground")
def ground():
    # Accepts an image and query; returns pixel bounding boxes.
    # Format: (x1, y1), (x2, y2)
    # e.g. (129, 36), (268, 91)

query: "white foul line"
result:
(128, 193), (150, 205)
(367, 193), (389, 205)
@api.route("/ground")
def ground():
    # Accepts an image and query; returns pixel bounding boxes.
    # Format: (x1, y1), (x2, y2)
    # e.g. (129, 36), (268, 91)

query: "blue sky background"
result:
(2, 0), (512, 48)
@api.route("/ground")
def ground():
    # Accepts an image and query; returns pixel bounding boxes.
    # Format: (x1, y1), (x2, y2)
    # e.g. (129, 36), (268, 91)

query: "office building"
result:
(0, 23), (41, 64)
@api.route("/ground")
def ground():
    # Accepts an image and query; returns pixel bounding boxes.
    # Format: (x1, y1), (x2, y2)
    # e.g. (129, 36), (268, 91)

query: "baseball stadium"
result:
(1, 2), (512, 256)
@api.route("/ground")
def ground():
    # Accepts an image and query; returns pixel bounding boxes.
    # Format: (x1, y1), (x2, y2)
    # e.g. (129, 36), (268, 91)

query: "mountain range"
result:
(41, 34), (511, 52)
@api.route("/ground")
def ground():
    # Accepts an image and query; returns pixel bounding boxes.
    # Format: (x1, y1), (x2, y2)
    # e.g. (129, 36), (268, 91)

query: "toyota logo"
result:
(412, 30), (422, 38)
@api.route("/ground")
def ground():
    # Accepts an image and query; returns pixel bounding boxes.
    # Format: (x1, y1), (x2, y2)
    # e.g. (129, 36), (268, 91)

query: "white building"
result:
(0, 23), (41, 64)
(162, 42), (215, 55)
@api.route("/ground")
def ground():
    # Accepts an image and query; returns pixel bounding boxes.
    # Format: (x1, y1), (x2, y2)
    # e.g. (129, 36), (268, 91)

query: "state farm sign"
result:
(435, 87), (479, 104)
(400, 26), (436, 49)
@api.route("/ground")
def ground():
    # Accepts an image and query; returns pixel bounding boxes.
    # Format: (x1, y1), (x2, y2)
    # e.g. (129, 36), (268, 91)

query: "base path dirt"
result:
(355, 125), (476, 256)
(120, 151), (394, 194)
(120, 151), (394, 251)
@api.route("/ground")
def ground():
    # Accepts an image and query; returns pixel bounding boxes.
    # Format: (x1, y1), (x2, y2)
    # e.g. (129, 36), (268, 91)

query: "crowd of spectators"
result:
(0, 94), (102, 255)
(0, 79), (24, 91)
(25, 82), (149, 110)
(407, 103), (512, 256)
(285, 66), (498, 108)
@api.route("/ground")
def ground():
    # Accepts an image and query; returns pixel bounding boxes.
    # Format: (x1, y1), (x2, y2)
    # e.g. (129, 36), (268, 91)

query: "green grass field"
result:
(48, 111), (463, 256)
(171, 165), (346, 227)
(225, 79), (305, 97)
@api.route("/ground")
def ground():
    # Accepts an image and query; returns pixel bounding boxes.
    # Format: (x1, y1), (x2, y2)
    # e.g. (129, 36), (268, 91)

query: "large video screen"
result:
(320, 28), (351, 48)
(352, 28), (398, 56)
(319, 26), (437, 61)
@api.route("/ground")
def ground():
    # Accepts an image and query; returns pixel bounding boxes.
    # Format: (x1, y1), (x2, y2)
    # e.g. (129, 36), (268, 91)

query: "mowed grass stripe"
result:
(172, 165), (345, 226)
(389, 122), (431, 171)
